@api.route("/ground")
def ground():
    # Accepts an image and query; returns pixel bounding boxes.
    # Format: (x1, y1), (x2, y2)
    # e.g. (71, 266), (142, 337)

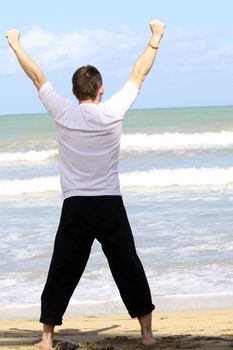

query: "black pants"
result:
(40, 196), (155, 325)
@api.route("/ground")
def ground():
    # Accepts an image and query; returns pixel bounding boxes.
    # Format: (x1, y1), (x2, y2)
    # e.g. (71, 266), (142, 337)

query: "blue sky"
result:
(0, 0), (233, 114)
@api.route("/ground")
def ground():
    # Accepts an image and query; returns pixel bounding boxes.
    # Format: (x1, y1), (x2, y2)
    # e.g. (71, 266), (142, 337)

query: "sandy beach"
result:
(0, 309), (233, 349)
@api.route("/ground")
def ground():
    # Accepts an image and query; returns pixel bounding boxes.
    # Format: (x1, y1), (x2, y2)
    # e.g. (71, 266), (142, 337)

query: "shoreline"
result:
(0, 309), (233, 349)
(1, 292), (233, 320)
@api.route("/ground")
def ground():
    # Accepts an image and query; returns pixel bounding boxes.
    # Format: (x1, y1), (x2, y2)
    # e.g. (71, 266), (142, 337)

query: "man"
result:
(6, 19), (165, 349)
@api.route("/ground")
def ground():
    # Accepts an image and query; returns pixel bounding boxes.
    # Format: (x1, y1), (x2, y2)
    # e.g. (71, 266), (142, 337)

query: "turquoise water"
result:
(1, 105), (233, 140)
(1, 105), (233, 317)
(124, 106), (233, 132)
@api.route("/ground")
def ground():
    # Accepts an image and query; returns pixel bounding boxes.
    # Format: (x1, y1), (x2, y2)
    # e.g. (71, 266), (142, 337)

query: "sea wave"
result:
(120, 167), (233, 188)
(1, 131), (233, 164)
(121, 131), (233, 151)
(0, 149), (58, 163)
(0, 176), (60, 195)
(1, 167), (233, 195)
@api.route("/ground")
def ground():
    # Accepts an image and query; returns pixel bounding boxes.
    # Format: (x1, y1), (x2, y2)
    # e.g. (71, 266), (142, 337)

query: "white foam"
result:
(120, 167), (233, 188)
(0, 149), (58, 163)
(0, 176), (60, 195)
(121, 131), (233, 151)
(1, 131), (233, 165)
(2, 166), (233, 195)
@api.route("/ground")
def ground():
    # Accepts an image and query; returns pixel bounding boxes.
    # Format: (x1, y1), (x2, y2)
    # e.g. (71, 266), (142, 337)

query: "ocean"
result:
(1, 106), (233, 319)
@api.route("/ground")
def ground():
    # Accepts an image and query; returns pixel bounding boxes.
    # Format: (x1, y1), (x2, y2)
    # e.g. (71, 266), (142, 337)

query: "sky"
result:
(0, 0), (233, 114)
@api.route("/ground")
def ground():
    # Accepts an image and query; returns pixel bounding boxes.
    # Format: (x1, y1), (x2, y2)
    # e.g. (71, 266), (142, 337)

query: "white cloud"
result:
(1, 24), (233, 80)
(163, 26), (233, 74)
(1, 26), (142, 74)
(22, 26), (57, 48)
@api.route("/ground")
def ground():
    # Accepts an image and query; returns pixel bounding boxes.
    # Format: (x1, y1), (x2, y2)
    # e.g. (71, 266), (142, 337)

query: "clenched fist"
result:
(6, 29), (20, 49)
(150, 20), (165, 42)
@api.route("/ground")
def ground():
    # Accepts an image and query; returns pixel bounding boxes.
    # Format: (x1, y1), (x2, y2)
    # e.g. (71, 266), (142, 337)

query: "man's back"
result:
(39, 81), (139, 198)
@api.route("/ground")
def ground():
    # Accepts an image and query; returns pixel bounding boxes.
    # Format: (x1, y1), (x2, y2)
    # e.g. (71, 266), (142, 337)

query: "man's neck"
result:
(79, 98), (99, 105)
(79, 100), (98, 105)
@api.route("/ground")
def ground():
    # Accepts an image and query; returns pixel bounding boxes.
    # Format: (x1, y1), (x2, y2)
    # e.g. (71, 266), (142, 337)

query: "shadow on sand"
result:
(0, 327), (233, 349)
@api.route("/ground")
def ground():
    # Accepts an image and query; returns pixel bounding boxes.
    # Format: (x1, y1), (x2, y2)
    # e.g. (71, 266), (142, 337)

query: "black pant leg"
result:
(97, 197), (155, 318)
(40, 198), (94, 325)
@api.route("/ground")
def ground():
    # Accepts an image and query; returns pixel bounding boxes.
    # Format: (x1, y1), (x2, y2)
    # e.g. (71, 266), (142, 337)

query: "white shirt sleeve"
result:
(102, 81), (139, 120)
(38, 82), (73, 123)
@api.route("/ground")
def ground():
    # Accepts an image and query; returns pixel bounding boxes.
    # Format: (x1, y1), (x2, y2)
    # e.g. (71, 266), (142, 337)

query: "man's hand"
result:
(150, 19), (165, 43)
(6, 29), (21, 50)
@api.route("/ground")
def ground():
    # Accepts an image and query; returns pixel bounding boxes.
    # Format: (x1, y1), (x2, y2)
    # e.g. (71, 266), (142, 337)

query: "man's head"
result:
(72, 65), (104, 103)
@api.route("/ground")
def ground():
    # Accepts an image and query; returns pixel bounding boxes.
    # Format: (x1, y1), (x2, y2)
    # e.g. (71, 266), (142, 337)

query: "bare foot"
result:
(35, 324), (54, 349)
(140, 337), (156, 348)
(138, 313), (156, 347)
(141, 336), (156, 347)
(35, 339), (53, 349)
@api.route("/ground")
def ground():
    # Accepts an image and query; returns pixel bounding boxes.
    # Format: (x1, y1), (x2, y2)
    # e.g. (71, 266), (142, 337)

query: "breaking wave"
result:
(2, 167), (233, 195)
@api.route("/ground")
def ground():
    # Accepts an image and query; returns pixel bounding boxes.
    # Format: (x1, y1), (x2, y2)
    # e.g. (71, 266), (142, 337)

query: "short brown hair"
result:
(72, 65), (103, 101)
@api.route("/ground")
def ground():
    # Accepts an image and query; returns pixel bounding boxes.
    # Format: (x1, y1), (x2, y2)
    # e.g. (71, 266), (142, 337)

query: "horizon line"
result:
(0, 104), (233, 117)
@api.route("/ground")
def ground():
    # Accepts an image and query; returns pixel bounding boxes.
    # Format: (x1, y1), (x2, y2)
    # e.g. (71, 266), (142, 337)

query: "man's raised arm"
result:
(129, 19), (165, 89)
(6, 29), (47, 91)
